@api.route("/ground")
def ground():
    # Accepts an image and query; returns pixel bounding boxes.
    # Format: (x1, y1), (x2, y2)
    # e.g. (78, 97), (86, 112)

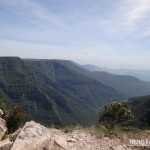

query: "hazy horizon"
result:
(0, 0), (150, 70)
(1, 56), (150, 71)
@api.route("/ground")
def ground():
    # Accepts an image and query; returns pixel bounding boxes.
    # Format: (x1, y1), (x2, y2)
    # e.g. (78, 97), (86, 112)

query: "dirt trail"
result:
(49, 128), (148, 150)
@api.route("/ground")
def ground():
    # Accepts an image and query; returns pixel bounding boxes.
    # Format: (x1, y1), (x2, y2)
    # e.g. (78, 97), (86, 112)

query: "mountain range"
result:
(82, 64), (150, 81)
(0, 57), (150, 126)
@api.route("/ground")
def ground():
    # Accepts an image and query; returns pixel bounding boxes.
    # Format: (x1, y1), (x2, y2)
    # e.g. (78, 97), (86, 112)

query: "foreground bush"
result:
(5, 106), (25, 133)
(99, 101), (134, 127)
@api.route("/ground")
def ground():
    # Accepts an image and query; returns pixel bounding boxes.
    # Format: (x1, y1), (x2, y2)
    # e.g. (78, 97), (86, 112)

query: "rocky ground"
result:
(0, 109), (149, 150)
(49, 127), (150, 150)
(50, 127), (130, 150)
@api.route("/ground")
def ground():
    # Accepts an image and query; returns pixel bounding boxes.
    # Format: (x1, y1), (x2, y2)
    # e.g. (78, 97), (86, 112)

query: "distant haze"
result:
(0, 0), (150, 70)
(81, 64), (150, 81)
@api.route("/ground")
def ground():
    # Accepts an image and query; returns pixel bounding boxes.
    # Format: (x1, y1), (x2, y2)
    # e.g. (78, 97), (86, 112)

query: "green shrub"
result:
(5, 106), (25, 133)
(9, 135), (17, 142)
(99, 101), (134, 127)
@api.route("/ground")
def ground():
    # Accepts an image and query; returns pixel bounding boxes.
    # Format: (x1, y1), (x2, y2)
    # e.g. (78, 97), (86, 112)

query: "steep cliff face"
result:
(0, 57), (59, 125)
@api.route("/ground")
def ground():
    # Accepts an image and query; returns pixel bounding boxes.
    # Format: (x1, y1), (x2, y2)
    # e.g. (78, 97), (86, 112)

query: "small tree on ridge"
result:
(99, 101), (134, 127)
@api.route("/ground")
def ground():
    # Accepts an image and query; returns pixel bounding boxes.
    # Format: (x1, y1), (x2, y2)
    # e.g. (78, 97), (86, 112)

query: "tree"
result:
(99, 101), (134, 127)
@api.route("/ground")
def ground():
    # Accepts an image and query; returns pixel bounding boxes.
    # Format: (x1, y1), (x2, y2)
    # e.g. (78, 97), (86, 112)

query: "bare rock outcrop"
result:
(10, 121), (52, 150)
(0, 138), (13, 150)
(0, 117), (7, 140)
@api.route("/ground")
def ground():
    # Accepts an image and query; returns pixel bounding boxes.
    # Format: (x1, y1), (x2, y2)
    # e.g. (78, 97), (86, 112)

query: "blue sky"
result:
(0, 0), (150, 69)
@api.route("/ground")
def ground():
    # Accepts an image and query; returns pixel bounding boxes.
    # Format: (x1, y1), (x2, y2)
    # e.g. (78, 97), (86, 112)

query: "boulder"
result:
(54, 135), (68, 149)
(0, 138), (13, 150)
(10, 121), (52, 150)
(0, 117), (7, 140)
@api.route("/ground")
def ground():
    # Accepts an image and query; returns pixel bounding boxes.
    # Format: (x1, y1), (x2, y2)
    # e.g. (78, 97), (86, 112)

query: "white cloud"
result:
(89, 0), (150, 38)
(125, 0), (150, 24)
(0, 0), (67, 28)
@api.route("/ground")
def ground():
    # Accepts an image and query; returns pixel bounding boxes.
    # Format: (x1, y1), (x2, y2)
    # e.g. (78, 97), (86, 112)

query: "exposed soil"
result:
(49, 128), (149, 150)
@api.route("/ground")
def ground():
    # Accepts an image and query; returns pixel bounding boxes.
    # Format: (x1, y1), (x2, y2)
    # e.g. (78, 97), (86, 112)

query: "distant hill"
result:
(0, 57), (125, 126)
(81, 64), (150, 81)
(89, 71), (150, 97)
(69, 63), (150, 97)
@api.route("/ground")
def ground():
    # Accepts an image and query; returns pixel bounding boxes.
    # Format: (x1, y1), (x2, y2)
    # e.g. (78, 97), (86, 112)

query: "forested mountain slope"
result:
(35, 60), (150, 97)
(129, 95), (150, 125)
(0, 57), (125, 125)
(89, 71), (150, 97)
